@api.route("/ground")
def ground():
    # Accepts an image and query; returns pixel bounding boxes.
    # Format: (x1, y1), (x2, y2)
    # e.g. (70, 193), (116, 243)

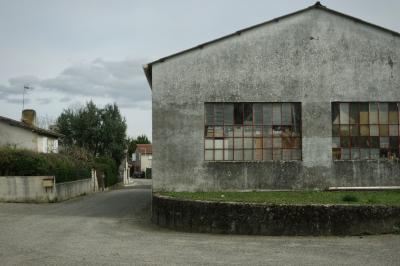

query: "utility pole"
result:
(22, 85), (33, 110)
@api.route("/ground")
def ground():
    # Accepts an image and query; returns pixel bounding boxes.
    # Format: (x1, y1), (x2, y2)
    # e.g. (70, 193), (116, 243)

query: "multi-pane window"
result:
(204, 103), (302, 161)
(332, 102), (400, 160)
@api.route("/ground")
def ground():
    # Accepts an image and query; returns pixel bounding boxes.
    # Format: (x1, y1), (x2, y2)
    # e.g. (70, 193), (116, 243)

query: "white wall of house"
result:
(0, 121), (59, 153)
(139, 153), (152, 172)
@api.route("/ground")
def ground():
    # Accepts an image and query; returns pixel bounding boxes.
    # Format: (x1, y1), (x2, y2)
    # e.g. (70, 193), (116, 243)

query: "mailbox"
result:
(42, 178), (54, 188)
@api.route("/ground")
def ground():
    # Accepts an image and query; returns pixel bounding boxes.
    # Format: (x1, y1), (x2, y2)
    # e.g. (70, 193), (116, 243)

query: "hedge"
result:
(94, 156), (118, 187)
(0, 148), (91, 183)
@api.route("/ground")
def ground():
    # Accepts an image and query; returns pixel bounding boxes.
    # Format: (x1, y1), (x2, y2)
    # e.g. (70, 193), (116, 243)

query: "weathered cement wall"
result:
(151, 8), (400, 191)
(0, 176), (56, 202)
(55, 178), (94, 201)
(152, 195), (400, 235)
(0, 176), (97, 203)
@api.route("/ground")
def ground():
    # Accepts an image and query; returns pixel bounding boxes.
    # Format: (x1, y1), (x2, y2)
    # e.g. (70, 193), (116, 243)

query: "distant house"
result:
(134, 144), (152, 177)
(0, 110), (62, 153)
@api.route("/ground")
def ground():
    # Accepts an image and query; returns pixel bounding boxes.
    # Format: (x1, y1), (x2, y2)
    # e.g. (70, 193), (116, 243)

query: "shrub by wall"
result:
(94, 156), (118, 187)
(0, 148), (91, 183)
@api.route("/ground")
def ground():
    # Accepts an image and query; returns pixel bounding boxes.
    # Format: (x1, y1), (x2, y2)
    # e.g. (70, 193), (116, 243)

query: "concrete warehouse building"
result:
(143, 2), (400, 192)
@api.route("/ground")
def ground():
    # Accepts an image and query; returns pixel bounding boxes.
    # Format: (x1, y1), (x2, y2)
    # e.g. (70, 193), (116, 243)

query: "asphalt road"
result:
(0, 182), (399, 266)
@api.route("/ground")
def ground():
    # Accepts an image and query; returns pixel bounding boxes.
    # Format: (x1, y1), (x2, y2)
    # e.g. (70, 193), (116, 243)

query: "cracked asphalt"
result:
(0, 181), (399, 265)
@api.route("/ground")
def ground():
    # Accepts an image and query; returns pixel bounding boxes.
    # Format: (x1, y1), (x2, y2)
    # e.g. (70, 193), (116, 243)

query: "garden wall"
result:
(152, 195), (400, 235)
(0, 175), (98, 203)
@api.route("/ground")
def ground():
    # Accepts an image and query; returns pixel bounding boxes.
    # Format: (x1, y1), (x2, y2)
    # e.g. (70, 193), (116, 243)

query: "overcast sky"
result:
(1, 0), (399, 139)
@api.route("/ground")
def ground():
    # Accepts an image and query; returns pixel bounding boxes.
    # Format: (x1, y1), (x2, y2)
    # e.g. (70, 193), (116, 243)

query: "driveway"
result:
(0, 182), (399, 266)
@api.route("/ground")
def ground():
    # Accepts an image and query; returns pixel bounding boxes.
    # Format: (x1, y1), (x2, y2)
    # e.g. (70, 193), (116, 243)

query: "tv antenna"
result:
(22, 85), (34, 110)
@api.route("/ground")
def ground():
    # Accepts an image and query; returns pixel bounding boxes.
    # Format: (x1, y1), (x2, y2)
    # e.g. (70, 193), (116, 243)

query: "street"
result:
(0, 182), (399, 265)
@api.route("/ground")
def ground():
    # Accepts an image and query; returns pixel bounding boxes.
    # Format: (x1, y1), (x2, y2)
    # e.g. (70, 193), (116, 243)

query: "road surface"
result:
(0, 181), (399, 265)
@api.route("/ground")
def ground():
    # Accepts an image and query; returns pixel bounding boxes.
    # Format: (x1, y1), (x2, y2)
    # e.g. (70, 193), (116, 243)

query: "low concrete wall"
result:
(152, 195), (400, 236)
(55, 178), (93, 201)
(0, 176), (56, 203)
(0, 175), (98, 203)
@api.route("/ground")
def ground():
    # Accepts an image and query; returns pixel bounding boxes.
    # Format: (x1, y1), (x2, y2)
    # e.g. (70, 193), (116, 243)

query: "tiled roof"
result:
(136, 144), (152, 154)
(0, 115), (63, 138)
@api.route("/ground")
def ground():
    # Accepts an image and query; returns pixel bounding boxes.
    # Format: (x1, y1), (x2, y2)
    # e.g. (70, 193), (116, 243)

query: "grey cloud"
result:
(0, 58), (151, 108)
(59, 96), (71, 102)
(36, 98), (52, 105)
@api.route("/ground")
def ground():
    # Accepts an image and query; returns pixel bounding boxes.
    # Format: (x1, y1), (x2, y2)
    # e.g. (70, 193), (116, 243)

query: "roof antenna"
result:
(22, 85), (34, 111)
(314, 1), (325, 8)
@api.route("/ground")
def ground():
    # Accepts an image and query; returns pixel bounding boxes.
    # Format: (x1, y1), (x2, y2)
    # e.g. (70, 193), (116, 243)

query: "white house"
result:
(134, 144), (152, 176)
(0, 110), (62, 153)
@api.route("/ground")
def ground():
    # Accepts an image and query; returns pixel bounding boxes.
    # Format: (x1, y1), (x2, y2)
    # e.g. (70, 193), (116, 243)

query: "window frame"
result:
(204, 102), (302, 162)
(332, 101), (400, 161)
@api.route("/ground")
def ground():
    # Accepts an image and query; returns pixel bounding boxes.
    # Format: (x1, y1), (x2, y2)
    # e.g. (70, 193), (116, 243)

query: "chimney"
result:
(22, 109), (36, 126)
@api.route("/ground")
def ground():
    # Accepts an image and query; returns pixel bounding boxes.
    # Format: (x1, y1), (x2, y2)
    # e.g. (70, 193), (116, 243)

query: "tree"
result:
(127, 134), (151, 159)
(56, 101), (127, 165)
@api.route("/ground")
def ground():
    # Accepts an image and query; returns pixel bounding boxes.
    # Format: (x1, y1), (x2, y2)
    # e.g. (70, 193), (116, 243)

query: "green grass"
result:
(160, 191), (400, 205)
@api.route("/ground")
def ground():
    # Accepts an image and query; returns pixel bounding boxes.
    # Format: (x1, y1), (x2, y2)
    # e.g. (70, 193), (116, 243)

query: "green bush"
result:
(0, 148), (91, 183)
(94, 156), (118, 187)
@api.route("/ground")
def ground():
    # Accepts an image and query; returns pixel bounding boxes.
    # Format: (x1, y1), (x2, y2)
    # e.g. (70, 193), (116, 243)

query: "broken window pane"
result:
(332, 103), (340, 124)
(340, 103), (349, 124)
(370, 137), (379, 148)
(389, 137), (398, 148)
(359, 103), (369, 124)
(332, 148), (341, 160)
(234, 103), (243, 124)
(379, 103), (388, 124)
(388, 103), (398, 124)
(224, 104), (234, 125)
(350, 103), (359, 124)
(205, 126), (214, 137)
(214, 126), (223, 137)
(340, 125), (349, 136)
(244, 126), (252, 137)
(332, 125), (340, 137)
(350, 125), (359, 136)
(263, 126), (273, 137)
(380, 137), (389, 148)
(234, 126), (243, 137)
(341, 137), (350, 147)
(224, 126), (234, 137)
(244, 103), (253, 125)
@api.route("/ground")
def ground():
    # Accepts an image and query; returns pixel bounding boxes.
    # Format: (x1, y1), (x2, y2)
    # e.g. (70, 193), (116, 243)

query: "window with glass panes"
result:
(332, 102), (400, 160)
(204, 103), (302, 161)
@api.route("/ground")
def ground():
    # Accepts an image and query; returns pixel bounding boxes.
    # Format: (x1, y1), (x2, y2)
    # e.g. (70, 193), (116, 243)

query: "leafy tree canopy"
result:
(56, 101), (127, 165)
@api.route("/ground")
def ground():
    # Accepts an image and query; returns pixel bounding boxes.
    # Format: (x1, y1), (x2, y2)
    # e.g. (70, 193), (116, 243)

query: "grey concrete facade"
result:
(148, 6), (400, 191)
